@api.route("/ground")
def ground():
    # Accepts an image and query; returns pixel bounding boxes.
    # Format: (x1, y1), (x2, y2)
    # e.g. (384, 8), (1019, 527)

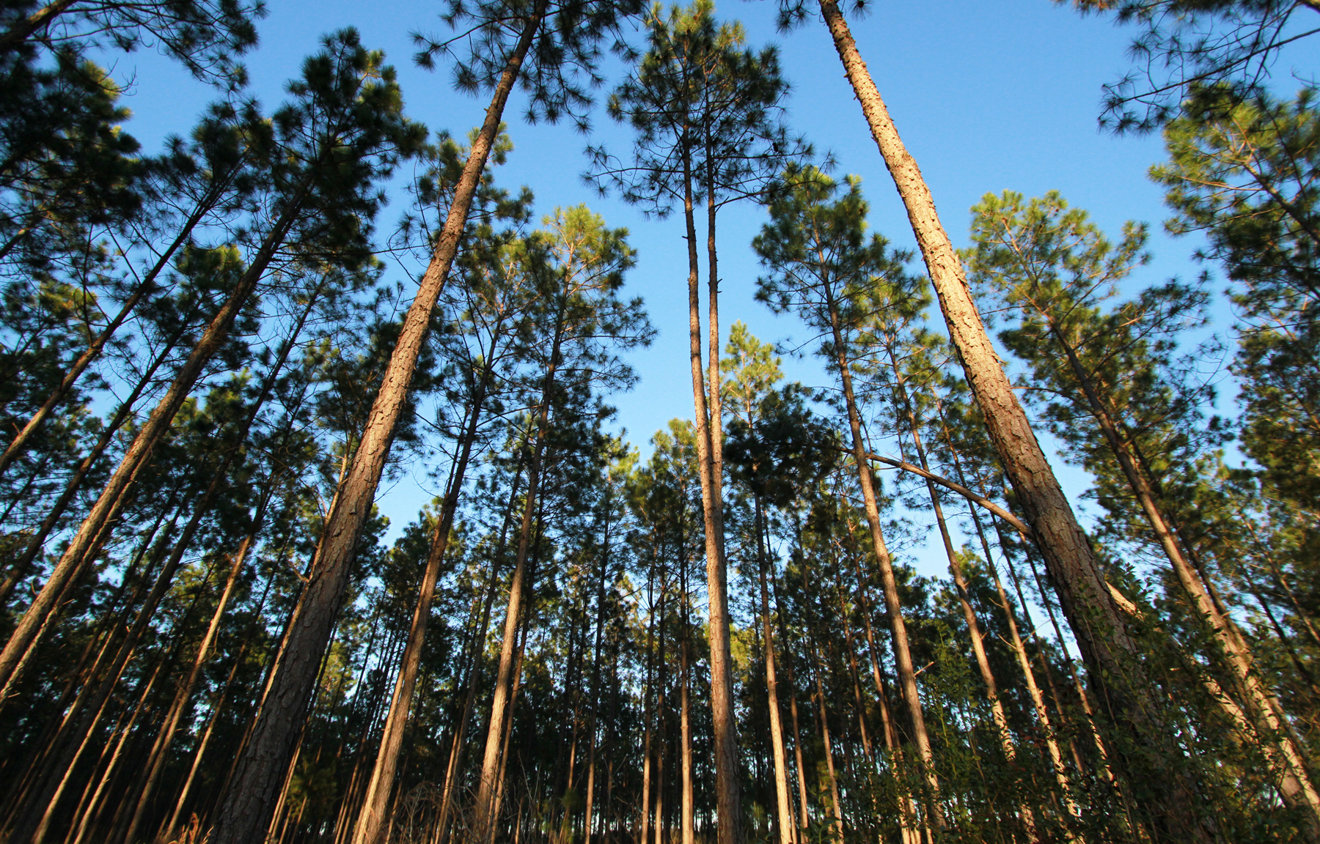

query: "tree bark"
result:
(813, 1), (1217, 838)
(351, 330), (503, 844)
(681, 136), (742, 844)
(206, 11), (543, 842)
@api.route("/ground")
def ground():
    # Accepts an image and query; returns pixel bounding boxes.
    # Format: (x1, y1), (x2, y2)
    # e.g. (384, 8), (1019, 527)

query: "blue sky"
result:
(104, 0), (1270, 571)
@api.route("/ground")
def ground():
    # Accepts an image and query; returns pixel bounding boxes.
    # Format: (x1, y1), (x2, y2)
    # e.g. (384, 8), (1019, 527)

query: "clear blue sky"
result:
(107, 0), (1256, 567)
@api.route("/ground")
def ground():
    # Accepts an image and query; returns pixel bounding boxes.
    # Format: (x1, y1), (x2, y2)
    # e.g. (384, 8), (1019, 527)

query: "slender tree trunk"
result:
(472, 312), (564, 844)
(0, 187), (305, 701)
(652, 581), (667, 844)
(807, 637), (845, 844)
(769, 562), (809, 844)
(490, 620), (531, 842)
(679, 534), (695, 844)
(819, 278), (941, 824)
(755, 497), (794, 844)
(206, 12), (544, 842)
(682, 138), (742, 844)
(814, 2), (1216, 838)
(0, 181), (229, 480)
(640, 559), (657, 844)
(0, 308), (189, 609)
(583, 480), (616, 844)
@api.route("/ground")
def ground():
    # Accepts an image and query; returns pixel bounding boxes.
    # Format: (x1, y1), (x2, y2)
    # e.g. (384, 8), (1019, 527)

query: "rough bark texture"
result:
(814, 1), (1216, 838)
(206, 13), (541, 841)
(1044, 316), (1320, 831)
(351, 337), (500, 844)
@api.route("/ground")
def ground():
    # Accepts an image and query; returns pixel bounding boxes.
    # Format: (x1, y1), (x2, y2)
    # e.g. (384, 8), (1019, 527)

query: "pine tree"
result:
(782, 3), (1222, 835)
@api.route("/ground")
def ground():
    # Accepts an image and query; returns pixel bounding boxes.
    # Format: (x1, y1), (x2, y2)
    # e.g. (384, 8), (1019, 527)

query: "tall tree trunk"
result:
(472, 312), (564, 844)
(814, 2), (1216, 838)
(206, 11), (544, 842)
(351, 332), (502, 844)
(769, 561), (809, 844)
(807, 636), (845, 844)
(682, 138), (742, 844)
(755, 497), (794, 844)
(583, 479), (616, 844)
(819, 277), (941, 824)
(640, 558), (657, 844)
(490, 619), (531, 842)
(679, 533), (695, 844)
(886, 352), (1037, 835)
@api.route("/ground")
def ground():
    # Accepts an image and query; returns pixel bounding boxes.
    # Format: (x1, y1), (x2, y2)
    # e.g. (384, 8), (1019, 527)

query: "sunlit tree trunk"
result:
(814, 1), (1216, 837)
(819, 274), (941, 824)
(207, 13), (543, 842)
(351, 328), (504, 844)
(769, 560), (810, 844)
(681, 138), (742, 844)
(755, 498), (794, 844)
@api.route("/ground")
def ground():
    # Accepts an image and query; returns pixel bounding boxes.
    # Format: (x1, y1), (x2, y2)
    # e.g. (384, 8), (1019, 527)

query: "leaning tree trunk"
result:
(1043, 309), (1320, 833)
(0, 180), (306, 701)
(351, 329), (503, 844)
(814, 1), (1217, 839)
(206, 10), (544, 843)
(820, 278), (942, 826)
(0, 174), (233, 481)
